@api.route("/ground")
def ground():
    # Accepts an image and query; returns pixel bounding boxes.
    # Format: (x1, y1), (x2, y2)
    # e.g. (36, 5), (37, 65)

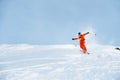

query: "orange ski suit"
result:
(72, 32), (89, 52)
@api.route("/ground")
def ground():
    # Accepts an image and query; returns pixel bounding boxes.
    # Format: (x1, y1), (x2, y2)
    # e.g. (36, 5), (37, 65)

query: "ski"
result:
(80, 50), (90, 55)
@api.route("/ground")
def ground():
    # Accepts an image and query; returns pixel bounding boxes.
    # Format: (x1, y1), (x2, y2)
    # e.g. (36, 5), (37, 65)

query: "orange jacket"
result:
(73, 32), (88, 43)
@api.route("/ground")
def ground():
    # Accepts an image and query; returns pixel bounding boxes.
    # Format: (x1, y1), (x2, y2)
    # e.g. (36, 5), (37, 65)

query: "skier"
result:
(72, 32), (89, 54)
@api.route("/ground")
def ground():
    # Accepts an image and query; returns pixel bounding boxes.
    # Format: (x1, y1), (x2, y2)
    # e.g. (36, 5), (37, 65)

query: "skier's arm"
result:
(83, 32), (89, 36)
(72, 37), (79, 40)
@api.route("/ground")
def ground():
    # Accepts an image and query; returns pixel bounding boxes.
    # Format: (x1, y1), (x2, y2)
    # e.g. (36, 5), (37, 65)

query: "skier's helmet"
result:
(78, 32), (81, 35)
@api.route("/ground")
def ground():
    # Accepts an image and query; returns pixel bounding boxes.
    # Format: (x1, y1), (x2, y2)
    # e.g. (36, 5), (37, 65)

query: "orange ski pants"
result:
(80, 42), (87, 52)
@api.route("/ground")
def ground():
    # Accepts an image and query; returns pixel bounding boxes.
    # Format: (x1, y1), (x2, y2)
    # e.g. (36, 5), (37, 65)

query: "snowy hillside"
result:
(0, 44), (120, 80)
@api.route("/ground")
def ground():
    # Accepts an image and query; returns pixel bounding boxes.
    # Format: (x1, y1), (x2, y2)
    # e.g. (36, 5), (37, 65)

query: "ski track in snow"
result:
(0, 44), (120, 80)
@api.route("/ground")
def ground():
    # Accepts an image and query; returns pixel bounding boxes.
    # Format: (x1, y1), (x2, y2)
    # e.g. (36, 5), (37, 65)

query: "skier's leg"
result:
(82, 44), (87, 52)
(80, 43), (85, 53)
(83, 44), (90, 54)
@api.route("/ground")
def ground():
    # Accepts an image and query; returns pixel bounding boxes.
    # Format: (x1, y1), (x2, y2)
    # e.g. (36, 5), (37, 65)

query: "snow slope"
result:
(0, 44), (120, 80)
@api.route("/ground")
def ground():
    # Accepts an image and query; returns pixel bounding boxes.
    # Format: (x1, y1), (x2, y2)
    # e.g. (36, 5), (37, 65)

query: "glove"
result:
(87, 32), (89, 34)
(72, 38), (74, 40)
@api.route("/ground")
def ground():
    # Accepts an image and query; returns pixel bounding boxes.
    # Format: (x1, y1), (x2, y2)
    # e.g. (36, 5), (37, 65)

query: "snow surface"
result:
(0, 43), (120, 80)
